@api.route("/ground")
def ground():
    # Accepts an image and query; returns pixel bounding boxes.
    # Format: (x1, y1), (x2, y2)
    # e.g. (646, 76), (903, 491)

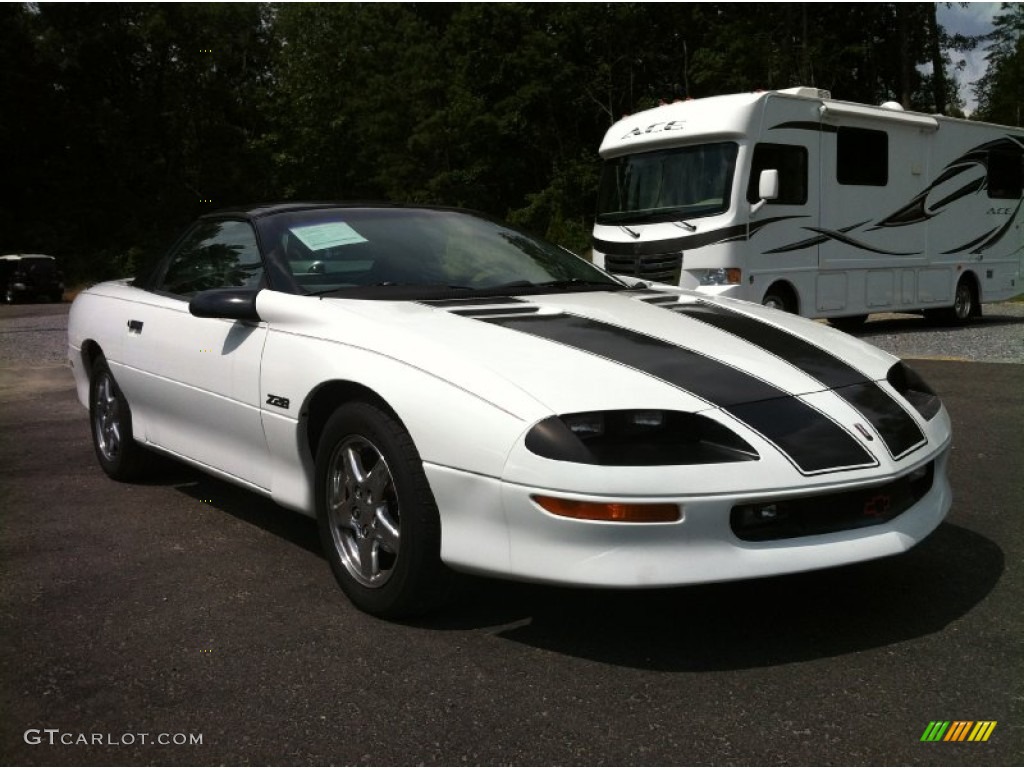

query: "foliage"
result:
(0, 2), (276, 279)
(974, 3), (1024, 125)
(0, 2), (1016, 279)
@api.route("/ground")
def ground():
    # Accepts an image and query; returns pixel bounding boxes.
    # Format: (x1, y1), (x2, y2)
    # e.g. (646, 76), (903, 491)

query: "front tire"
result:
(89, 356), (147, 481)
(761, 282), (797, 314)
(315, 401), (451, 618)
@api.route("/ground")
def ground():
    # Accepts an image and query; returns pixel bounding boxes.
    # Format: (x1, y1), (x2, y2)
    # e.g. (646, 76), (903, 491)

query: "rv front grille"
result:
(604, 252), (682, 285)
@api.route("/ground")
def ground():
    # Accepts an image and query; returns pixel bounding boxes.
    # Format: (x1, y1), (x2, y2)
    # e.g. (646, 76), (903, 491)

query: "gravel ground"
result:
(1, 300), (1022, 367)
(856, 301), (1024, 364)
(0, 306), (71, 366)
(0, 309), (70, 366)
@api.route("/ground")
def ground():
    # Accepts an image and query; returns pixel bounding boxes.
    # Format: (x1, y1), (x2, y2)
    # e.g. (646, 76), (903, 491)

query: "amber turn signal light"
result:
(532, 495), (680, 523)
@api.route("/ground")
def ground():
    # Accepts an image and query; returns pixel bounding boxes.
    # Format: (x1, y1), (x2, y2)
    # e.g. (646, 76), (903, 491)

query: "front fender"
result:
(258, 328), (538, 515)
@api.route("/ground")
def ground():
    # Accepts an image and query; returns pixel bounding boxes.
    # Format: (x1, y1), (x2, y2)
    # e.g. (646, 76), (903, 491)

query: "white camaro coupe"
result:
(68, 204), (952, 617)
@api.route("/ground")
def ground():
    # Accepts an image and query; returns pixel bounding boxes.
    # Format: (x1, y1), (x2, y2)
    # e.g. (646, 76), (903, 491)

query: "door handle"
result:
(127, 320), (144, 334)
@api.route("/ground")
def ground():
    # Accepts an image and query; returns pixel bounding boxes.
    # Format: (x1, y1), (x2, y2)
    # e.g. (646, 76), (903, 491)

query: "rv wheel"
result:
(950, 279), (977, 323)
(926, 278), (979, 326)
(762, 285), (796, 314)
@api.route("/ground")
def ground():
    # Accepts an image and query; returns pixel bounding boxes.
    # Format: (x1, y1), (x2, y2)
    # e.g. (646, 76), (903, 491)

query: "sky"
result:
(935, 2), (1002, 115)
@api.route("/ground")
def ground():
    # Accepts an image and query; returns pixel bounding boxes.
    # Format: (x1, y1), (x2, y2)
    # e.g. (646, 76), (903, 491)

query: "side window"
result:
(837, 127), (888, 186)
(158, 220), (263, 297)
(747, 143), (808, 204)
(988, 149), (1023, 199)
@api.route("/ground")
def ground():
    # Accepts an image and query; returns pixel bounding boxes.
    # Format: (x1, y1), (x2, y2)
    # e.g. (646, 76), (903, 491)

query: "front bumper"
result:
(426, 445), (951, 588)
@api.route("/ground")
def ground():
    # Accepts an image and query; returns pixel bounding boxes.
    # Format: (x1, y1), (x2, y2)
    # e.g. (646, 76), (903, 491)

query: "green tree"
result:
(261, 4), (447, 202)
(1, 2), (990, 278)
(0, 3), (275, 279)
(974, 2), (1024, 125)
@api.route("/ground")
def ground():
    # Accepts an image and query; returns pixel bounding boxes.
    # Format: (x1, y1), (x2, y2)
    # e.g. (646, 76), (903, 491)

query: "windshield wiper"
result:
(309, 282), (475, 297)
(487, 280), (536, 290)
(599, 209), (703, 226)
(309, 279), (624, 300)
(375, 282), (475, 290)
(529, 278), (626, 291)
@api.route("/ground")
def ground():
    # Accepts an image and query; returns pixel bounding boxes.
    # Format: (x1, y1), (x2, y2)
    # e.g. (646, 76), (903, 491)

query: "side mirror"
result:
(759, 169), (780, 200)
(189, 288), (262, 321)
(751, 169), (780, 214)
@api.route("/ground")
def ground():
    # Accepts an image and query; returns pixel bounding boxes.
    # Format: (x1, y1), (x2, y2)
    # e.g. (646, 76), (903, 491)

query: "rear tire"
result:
(926, 277), (978, 326)
(950, 278), (978, 324)
(315, 401), (452, 618)
(89, 356), (148, 481)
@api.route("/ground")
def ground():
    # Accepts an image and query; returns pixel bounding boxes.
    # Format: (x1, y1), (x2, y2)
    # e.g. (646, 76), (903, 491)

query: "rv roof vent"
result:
(880, 101), (905, 111)
(777, 87), (831, 99)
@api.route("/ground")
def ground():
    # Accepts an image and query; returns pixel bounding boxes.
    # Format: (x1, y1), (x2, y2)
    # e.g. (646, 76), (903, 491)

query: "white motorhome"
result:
(593, 87), (1023, 327)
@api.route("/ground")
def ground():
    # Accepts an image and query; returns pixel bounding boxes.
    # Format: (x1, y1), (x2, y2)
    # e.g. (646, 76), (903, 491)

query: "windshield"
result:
(596, 142), (738, 225)
(257, 207), (623, 298)
(21, 257), (57, 276)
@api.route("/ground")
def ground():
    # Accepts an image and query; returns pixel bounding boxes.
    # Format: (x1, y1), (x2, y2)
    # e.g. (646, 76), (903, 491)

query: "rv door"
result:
(745, 94), (823, 313)
(818, 120), (929, 313)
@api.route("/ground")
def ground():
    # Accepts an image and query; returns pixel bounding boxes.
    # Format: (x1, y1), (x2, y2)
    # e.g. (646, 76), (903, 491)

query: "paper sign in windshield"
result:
(291, 222), (368, 251)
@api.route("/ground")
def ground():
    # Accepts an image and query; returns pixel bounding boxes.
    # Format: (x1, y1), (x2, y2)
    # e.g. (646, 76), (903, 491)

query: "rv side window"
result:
(988, 149), (1023, 199)
(836, 127), (888, 186)
(746, 144), (808, 204)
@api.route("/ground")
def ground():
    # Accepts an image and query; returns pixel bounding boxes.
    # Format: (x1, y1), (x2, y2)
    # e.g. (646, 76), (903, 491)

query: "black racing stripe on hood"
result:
(834, 382), (927, 459)
(484, 314), (876, 475)
(670, 302), (926, 459)
(672, 303), (867, 388)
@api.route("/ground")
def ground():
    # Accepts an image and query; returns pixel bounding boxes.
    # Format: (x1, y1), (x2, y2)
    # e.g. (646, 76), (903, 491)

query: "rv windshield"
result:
(596, 142), (738, 225)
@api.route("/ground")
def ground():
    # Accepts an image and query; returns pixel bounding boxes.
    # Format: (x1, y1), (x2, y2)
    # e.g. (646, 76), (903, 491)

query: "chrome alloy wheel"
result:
(325, 436), (401, 588)
(93, 371), (123, 463)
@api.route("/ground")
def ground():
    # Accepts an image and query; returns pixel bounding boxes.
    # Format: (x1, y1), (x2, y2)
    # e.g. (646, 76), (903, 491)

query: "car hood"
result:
(259, 286), (934, 477)
(259, 286), (898, 416)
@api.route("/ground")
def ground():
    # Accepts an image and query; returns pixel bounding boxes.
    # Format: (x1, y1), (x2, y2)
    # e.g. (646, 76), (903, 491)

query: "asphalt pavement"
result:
(1, 303), (1021, 765)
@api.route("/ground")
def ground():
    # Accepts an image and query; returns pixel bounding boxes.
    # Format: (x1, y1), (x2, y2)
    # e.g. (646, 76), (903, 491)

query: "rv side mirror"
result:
(751, 169), (780, 215)
(759, 169), (780, 201)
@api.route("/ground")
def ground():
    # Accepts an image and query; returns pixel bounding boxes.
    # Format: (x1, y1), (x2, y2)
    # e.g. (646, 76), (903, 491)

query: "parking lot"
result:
(1, 302), (1021, 765)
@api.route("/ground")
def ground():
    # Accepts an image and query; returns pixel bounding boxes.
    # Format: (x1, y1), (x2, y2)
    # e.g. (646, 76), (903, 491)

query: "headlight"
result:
(887, 362), (941, 420)
(526, 410), (759, 466)
(697, 268), (742, 286)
